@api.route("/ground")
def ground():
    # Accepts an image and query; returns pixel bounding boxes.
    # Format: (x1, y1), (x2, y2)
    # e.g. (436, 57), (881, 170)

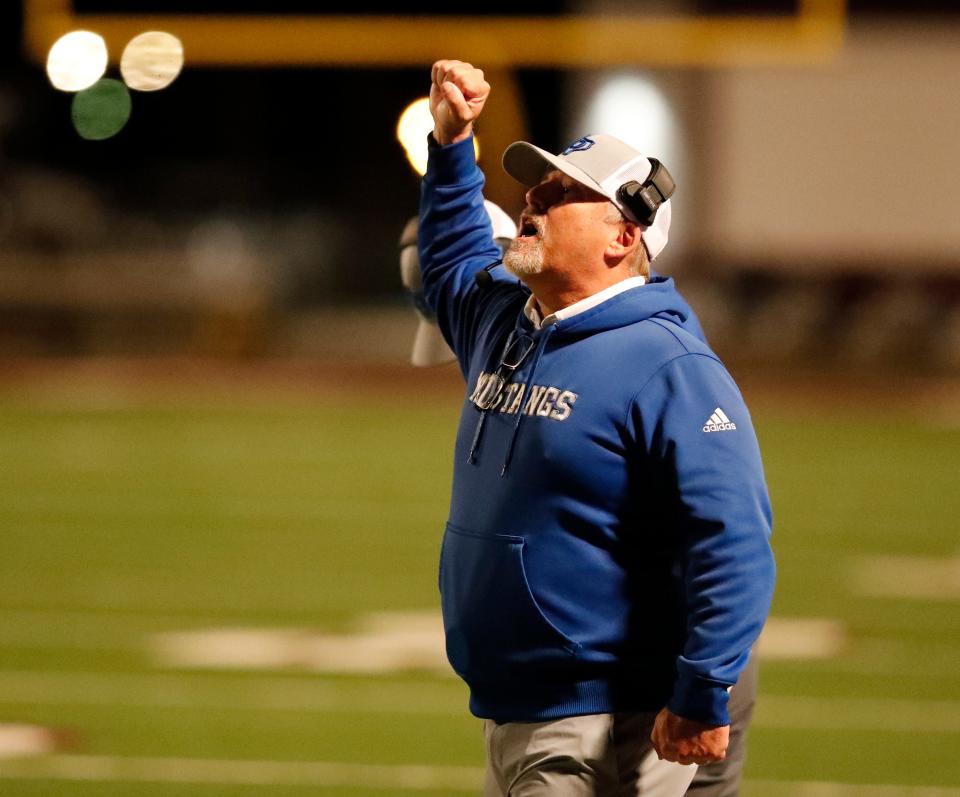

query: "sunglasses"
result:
(472, 330), (536, 411)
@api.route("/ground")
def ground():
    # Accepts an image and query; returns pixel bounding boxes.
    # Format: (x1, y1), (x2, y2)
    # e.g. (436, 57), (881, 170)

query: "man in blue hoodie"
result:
(419, 59), (776, 796)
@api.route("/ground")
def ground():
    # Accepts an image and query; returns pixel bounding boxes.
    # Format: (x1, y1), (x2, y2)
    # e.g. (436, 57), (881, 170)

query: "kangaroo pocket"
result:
(439, 523), (581, 682)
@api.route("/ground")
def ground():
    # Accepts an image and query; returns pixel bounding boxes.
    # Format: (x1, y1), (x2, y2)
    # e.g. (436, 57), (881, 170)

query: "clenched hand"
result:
(651, 707), (729, 766)
(429, 59), (491, 146)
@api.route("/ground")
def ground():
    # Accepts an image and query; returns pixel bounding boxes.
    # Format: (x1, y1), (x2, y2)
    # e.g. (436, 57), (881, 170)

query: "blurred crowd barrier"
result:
(681, 268), (960, 375)
(0, 182), (958, 375)
(0, 165), (958, 370)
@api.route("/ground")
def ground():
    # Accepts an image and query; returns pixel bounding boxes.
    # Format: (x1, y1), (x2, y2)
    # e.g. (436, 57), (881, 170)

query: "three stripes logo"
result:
(703, 407), (737, 433)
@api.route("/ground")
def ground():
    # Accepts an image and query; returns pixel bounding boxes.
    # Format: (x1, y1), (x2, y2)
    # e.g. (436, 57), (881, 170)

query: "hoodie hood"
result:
(537, 275), (707, 344)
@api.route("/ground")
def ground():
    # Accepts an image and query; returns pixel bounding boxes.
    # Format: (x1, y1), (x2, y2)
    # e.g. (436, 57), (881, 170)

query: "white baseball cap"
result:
(502, 134), (672, 261)
(400, 200), (517, 367)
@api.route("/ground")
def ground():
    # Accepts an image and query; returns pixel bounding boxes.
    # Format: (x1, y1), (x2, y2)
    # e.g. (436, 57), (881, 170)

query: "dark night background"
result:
(0, 1), (955, 299)
(1, 1), (958, 359)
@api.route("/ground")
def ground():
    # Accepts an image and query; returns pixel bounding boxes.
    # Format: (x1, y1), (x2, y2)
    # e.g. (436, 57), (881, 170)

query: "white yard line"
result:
(770, 637), (960, 680)
(149, 613), (849, 674)
(0, 754), (483, 790)
(756, 695), (960, 733)
(0, 670), (958, 734)
(757, 617), (847, 659)
(147, 612), (450, 674)
(743, 781), (960, 797)
(1, 755), (958, 796)
(0, 725), (68, 759)
(851, 555), (960, 600)
(0, 670), (463, 715)
(0, 610), (848, 666)
(3, 493), (435, 522)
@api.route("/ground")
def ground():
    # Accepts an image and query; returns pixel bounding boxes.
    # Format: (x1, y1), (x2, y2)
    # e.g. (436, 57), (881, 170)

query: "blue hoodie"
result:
(418, 135), (775, 727)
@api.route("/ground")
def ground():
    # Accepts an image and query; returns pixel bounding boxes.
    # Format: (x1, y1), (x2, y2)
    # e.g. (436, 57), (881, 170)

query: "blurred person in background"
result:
(418, 60), (775, 796)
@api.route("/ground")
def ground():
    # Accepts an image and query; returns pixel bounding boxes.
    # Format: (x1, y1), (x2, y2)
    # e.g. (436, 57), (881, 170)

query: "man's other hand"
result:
(651, 707), (729, 765)
(429, 60), (490, 146)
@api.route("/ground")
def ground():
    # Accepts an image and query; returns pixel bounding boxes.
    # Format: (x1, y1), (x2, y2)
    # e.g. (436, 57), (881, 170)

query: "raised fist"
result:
(429, 60), (491, 146)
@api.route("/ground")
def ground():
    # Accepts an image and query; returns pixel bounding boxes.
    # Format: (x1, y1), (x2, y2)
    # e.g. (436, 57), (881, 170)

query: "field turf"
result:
(0, 364), (958, 795)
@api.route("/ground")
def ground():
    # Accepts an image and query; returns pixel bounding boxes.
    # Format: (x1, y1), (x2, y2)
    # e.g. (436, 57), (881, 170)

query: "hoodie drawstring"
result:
(467, 408), (487, 464)
(500, 324), (553, 477)
(466, 324), (554, 468)
(467, 330), (525, 464)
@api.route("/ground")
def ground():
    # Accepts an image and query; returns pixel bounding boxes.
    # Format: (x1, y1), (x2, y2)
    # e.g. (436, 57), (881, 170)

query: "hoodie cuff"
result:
(667, 672), (731, 726)
(425, 133), (480, 185)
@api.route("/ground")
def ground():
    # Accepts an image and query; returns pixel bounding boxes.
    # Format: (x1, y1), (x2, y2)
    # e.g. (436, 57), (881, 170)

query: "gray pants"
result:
(482, 712), (697, 797)
(481, 653), (759, 797)
(685, 652), (759, 797)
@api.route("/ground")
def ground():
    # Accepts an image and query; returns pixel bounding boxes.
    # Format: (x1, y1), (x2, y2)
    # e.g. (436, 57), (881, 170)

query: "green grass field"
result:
(1, 366), (958, 795)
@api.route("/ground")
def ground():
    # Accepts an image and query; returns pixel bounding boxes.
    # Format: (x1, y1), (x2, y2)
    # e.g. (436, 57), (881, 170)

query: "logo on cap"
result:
(561, 136), (596, 156)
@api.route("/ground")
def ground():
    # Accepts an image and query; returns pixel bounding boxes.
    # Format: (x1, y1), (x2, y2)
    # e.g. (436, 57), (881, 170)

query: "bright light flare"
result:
(397, 97), (479, 177)
(575, 73), (677, 172)
(121, 31), (184, 92)
(46, 30), (108, 92)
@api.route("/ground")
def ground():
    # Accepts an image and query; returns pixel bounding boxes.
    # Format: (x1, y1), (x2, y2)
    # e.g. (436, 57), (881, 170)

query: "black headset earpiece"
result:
(615, 158), (676, 227)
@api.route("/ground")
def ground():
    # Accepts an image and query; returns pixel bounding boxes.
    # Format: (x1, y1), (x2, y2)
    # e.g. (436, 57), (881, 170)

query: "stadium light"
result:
(120, 31), (184, 92)
(46, 30), (109, 92)
(573, 74), (677, 176)
(397, 97), (479, 177)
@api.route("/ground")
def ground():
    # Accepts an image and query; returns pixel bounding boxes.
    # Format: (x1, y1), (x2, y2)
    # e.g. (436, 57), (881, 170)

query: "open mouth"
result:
(518, 216), (541, 240)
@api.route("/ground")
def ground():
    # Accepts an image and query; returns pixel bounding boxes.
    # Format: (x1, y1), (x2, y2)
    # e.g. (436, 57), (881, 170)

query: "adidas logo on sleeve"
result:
(702, 407), (737, 433)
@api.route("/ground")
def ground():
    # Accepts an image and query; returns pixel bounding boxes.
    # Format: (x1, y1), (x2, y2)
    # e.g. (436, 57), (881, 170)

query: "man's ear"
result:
(604, 221), (640, 265)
